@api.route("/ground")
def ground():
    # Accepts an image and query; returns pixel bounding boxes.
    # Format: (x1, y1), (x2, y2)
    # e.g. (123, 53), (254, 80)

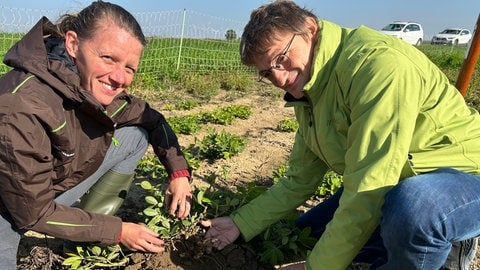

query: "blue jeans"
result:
(0, 126), (148, 269)
(296, 168), (480, 269)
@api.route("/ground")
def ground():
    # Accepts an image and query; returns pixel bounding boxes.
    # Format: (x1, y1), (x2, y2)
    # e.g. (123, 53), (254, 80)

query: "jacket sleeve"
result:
(115, 96), (190, 180)
(305, 47), (425, 269)
(0, 96), (121, 245)
(231, 131), (328, 241)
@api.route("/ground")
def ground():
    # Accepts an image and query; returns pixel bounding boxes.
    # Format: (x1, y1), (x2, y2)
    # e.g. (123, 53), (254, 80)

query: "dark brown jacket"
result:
(0, 17), (189, 245)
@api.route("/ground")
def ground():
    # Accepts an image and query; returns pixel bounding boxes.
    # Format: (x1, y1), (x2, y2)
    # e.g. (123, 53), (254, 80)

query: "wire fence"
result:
(0, 6), (252, 76)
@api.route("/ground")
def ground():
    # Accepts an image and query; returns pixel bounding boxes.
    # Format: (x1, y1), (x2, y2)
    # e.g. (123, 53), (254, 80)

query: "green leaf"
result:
(159, 228), (171, 237)
(161, 219), (171, 229)
(89, 245), (101, 256)
(143, 208), (158, 217)
(288, 242), (299, 252)
(106, 251), (120, 261)
(140, 180), (153, 190)
(281, 236), (289, 245)
(145, 196), (159, 205)
(62, 256), (82, 266)
(196, 190), (205, 206)
(201, 197), (212, 204)
(298, 227), (312, 239)
(260, 241), (284, 266)
(146, 214), (163, 228)
(262, 226), (271, 241)
(229, 198), (240, 206)
(106, 244), (122, 253)
(171, 224), (179, 235)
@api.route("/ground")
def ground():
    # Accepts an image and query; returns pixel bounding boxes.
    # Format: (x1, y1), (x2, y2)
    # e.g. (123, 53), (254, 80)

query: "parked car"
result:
(380, 21), (424, 46)
(431, 28), (472, 45)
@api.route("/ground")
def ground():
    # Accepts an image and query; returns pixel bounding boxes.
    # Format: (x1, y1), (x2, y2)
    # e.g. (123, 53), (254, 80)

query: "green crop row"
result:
(2, 33), (477, 102)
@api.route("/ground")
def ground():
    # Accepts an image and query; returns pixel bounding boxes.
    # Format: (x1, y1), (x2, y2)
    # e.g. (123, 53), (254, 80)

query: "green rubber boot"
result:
(78, 170), (135, 215)
(64, 170), (134, 254)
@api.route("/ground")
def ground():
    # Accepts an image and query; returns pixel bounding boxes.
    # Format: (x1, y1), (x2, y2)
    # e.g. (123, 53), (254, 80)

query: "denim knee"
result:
(380, 168), (480, 244)
(295, 188), (343, 239)
(380, 177), (438, 244)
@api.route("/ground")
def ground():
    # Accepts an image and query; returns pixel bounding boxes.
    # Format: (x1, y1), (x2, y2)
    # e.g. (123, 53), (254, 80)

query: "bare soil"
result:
(16, 87), (480, 269)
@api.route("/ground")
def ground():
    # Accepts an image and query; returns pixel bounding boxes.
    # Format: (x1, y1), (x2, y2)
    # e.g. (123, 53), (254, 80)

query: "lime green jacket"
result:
(231, 20), (480, 269)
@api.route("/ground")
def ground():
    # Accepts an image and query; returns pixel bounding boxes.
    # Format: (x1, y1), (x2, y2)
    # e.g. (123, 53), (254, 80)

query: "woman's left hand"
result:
(164, 176), (192, 219)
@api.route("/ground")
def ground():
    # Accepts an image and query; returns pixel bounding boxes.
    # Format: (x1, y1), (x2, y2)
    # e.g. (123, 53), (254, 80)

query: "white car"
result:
(380, 22), (424, 46)
(431, 28), (472, 45)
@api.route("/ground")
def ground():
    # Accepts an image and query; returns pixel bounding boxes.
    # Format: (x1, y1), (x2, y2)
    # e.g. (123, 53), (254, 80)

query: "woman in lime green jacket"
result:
(202, 1), (480, 269)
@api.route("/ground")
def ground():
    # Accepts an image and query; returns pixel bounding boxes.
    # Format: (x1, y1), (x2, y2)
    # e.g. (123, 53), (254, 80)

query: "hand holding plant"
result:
(120, 222), (165, 252)
(164, 176), (192, 219)
(200, 217), (240, 251)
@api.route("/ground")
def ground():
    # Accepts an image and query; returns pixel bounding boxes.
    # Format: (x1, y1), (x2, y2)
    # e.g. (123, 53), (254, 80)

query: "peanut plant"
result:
(62, 245), (129, 269)
(167, 104), (252, 135)
(188, 128), (248, 160)
(276, 117), (299, 132)
(135, 157), (342, 267)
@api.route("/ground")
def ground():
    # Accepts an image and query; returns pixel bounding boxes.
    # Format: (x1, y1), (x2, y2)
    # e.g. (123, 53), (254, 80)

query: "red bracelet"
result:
(169, 170), (191, 182)
(116, 227), (123, 244)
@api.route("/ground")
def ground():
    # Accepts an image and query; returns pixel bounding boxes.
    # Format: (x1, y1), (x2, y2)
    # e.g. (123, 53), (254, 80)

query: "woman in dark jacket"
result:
(0, 1), (192, 268)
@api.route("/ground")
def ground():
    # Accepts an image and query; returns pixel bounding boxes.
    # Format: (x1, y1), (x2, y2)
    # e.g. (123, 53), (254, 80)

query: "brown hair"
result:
(240, 0), (317, 66)
(56, 0), (146, 46)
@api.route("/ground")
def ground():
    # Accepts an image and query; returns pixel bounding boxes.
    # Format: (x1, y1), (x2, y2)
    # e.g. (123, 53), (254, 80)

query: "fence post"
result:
(176, 8), (187, 70)
(456, 13), (480, 97)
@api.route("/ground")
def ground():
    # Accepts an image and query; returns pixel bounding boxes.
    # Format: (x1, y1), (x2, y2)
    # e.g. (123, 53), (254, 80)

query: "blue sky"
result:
(1, 0), (479, 40)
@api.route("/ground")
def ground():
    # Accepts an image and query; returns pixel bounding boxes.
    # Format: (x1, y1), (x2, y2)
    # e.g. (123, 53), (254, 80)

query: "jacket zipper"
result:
(305, 94), (336, 173)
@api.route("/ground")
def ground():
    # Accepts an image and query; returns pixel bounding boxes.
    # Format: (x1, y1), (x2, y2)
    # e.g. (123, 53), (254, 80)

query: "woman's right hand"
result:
(200, 216), (240, 250)
(120, 222), (164, 252)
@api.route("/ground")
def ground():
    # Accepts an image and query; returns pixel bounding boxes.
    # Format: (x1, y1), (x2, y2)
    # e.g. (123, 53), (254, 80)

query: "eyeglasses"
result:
(258, 34), (296, 82)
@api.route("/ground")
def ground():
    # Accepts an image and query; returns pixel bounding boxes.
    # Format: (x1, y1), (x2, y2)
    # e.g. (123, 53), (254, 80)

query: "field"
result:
(5, 38), (480, 269)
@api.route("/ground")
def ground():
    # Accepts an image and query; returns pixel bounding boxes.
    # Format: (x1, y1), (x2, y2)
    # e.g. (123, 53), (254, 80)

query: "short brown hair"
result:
(240, 0), (317, 66)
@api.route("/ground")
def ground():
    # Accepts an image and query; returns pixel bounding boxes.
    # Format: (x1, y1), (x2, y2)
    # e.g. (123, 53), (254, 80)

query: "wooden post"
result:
(456, 13), (480, 97)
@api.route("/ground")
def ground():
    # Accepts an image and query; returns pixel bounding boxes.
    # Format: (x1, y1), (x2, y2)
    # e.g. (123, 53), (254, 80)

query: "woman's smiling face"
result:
(65, 22), (143, 105)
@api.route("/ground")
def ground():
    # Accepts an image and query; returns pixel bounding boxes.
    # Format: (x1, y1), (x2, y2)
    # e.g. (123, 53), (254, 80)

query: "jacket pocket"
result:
(49, 119), (75, 181)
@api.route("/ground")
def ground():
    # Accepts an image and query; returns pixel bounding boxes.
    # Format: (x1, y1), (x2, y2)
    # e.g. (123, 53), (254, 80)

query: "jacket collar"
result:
(45, 37), (78, 74)
(303, 20), (350, 101)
